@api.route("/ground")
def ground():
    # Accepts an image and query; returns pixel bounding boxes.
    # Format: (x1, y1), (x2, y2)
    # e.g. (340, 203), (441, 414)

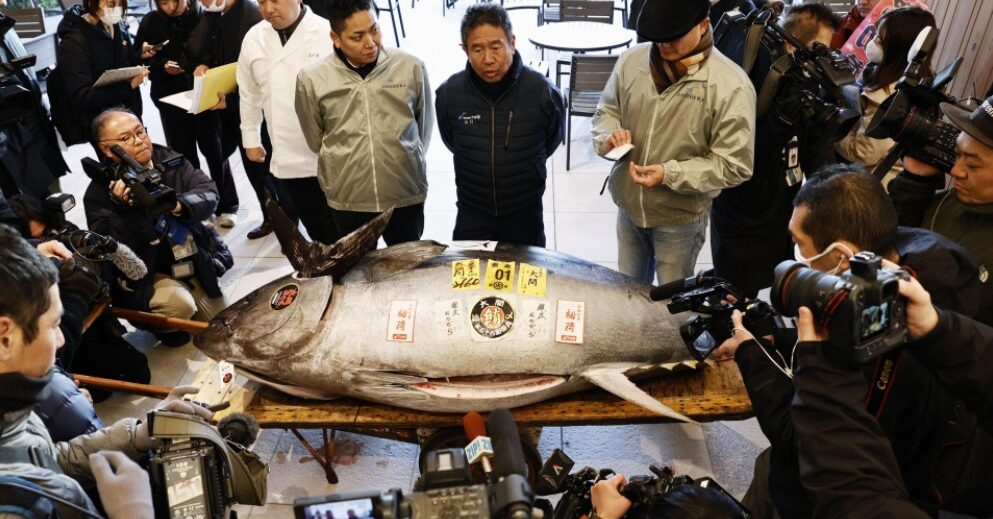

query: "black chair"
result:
(0, 6), (45, 38)
(540, 0), (559, 24)
(559, 0), (613, 23)
(566, 54), (617, 170)
(500, 0), (542, 25)
(375, 0), (405, 47)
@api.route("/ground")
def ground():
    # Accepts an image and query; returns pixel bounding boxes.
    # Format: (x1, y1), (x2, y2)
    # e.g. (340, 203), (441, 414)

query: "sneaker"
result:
(247, 221), (273, 240)
(216, 213), (238, 228)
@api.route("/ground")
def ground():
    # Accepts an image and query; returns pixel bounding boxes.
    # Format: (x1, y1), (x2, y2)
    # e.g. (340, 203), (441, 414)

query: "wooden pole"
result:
(72, 373), (173, 399)
(110, 307), (210, 334)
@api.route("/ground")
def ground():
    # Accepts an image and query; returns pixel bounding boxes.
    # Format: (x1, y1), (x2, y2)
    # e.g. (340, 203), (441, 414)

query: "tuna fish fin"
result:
(266, 197), (393, 279)
(238, 366), (342, 400)
(580, 364), (697, 424)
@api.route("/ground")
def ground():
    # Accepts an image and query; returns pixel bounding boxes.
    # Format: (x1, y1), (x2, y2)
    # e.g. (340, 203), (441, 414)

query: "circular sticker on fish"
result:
(270, 284), (300, 311)
(471, 296), (515, 338)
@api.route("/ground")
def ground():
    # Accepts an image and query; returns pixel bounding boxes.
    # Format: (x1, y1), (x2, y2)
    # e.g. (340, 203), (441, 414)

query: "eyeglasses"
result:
(100, 127), (147, 145)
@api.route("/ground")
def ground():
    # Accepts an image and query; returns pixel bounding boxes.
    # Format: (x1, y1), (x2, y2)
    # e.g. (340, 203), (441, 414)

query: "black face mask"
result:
(0, 369), (55, 415)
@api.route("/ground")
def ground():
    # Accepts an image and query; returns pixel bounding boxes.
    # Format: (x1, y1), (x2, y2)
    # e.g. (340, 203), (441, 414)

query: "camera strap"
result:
(864, 350), (903, 418)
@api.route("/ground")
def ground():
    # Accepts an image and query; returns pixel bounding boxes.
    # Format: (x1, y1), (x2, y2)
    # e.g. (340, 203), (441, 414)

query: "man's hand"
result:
(193, 64), (209, 77)
(897, 276), (940, 340)
(171, 201), (184, 216)
(90, 451), (154, 519)
(604, 129), (632, 153)
(140, 42), (157, 59)
(129, 68), (149, 90)
(246, 147), (267, 163)
(36, 241), (72, 261)
(164, 60), (185, 75)
(629, 162), (665, 188)
(133, 385), (214, 451)
(209, 92), (227, 111)
(712, 309), (747, 361)
(591, 475), (632, 519)
(796, 307), (828, 342)
(109, 180), (133, 206)
(902, 156), (942, 178)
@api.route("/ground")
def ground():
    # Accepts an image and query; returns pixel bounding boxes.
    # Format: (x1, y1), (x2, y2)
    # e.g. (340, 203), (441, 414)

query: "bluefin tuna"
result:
(194, 202), (700, 421)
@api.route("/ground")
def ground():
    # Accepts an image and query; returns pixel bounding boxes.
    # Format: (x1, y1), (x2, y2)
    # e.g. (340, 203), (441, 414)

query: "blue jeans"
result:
(616, 211), (708, 284)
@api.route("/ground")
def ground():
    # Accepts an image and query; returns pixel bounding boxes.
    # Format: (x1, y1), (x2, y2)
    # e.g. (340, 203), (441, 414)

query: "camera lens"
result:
(771, 260), (847, 318)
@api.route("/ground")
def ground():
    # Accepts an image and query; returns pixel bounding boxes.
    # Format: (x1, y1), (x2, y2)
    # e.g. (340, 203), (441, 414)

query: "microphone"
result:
(534, 448), (575, 495)
(649, 271), (713, 301)
(108, 242), (148, 281)
(69, 232), (148, 281)
(487, 408), (533, 519)
(218, 412), (261, 446)
(463, 412), (494, 484)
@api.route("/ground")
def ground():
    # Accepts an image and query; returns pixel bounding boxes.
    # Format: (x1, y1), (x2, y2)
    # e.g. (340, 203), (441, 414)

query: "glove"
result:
(89, 451), (153, 519)
(134, 385), (214, 451)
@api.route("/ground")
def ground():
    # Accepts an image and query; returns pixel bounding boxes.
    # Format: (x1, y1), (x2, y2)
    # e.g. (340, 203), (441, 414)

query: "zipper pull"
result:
(504, 110), (513, 151)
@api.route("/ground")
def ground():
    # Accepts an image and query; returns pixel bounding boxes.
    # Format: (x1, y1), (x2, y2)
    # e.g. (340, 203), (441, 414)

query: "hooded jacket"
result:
(436, 53), (565, 217)
(186, 0), (262, 119)
(295, 47), (433, 212)
(56, 5), (142, 140)
(592, 43), (755, 227)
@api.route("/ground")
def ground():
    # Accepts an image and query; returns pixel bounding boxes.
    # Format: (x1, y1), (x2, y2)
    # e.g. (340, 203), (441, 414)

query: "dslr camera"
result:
(147, 410), (268, 518)
(81, 144), (177, 219)
(714, 7), (859, 143)
(772, 252), (910, 363)
(866, 26), (965, 175)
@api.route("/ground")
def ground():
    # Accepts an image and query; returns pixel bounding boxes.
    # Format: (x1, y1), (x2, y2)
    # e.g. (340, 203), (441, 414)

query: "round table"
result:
(527, 21), (635, 56)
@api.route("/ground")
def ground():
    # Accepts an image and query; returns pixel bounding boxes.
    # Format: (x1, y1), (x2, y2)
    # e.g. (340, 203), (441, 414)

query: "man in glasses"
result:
(83, 108), (232, 347)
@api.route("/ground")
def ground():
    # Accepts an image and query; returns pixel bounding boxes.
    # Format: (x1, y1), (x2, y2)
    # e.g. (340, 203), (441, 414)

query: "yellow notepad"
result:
(159, 62), (238, 114)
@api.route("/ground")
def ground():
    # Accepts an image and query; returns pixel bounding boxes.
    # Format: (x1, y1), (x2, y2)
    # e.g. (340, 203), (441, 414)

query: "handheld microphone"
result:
(534, 448), (575, 495)
(649, 271), (713, 301)
(462, 412), (494, 484)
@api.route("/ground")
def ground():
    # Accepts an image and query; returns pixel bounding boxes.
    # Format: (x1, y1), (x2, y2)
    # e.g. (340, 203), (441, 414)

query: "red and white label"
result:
(555, 300), (585, 344)
(387, 300), (417, 343)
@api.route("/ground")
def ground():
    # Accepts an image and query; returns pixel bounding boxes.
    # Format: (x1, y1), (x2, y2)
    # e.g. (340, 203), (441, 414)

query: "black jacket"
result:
(135, 6), (201, 101)
(735, 227), (990, 517)
(186, 0), (261, 117)
(83, 145), (231, 311)
(56, 5), (142, 140)
(436, 54), (564, 217)
(793, 310), (993, 518)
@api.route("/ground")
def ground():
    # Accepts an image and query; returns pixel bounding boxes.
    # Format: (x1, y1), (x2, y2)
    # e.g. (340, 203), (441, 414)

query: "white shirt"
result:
(237, 9), (333, 179)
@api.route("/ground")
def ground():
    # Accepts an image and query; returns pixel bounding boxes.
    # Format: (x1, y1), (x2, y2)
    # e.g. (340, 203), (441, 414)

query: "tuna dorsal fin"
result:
(580, 363), (697, 424)
(266, 197), (393, 279)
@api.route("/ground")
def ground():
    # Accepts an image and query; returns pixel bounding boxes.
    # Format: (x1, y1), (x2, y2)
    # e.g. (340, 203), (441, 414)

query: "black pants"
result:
(219, 109), (279, 221)
(277, 176), (340, 244)
(333, 203), (424, 246)
(454, 204), (545, 247)
(156, 102), (237, 213)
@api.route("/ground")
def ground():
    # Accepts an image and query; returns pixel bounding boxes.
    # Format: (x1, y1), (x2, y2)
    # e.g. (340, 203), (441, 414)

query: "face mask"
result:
(100, 6), (123, 25)
(201, 0), (225, 12)
(865, 39), (884, 64)
(794, 242), (852, 276)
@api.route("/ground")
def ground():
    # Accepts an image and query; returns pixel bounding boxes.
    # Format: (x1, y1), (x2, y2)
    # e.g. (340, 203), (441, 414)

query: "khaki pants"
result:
(149, 274), (227, 323)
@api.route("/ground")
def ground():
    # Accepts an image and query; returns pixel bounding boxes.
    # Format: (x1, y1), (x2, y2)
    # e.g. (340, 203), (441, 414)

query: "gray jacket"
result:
(295, 47), (433, 213)
(0, 407), (143, 518)
(592, 44), (756, 227)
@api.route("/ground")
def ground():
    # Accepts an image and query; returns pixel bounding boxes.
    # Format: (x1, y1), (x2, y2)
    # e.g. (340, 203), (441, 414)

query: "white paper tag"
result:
(555, 300), (586, 344)
(605, 143), (634, 161)
(434, 299), (466, 340)
(218, 360), (235, 386)
(387, 300), (417, 342)
(521, 300), (551, 340)
(172, 233), (197, 260)
(449, 240), (499, 251)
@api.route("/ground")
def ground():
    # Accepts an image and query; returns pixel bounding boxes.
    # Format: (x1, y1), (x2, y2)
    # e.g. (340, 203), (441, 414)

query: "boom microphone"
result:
(66, 231), (148, 281)
(487, 408), (526, 480)
(108, 242), (148, 281)
(649, 271), (713, 301)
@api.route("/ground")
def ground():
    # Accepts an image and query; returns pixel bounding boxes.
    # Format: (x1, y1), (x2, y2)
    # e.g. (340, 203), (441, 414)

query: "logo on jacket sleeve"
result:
(458, 112), (482, 125)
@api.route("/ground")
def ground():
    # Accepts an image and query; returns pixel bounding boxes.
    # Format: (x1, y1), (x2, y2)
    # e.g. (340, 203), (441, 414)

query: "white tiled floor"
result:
(50, 3), (773, 515)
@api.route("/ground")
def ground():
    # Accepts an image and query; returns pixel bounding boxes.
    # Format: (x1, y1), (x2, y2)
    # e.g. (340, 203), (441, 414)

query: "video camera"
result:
(147, 410), (268, 518)
(866, 26), (966, 176)
(0, 12), (37, 125)
(772, 252), (910, 364)
(650, 274), (776, 361)
(294, 409), (535, 519)
(714, 7), (859, 143)
(81, 145), (177, 219)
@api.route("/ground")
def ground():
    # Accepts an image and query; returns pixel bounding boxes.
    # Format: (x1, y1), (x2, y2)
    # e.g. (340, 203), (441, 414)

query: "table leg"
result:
(289, 428), (339, 484)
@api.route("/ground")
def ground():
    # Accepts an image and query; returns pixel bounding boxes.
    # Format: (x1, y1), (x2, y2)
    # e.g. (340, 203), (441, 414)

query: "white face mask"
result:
(201, 0), (225, 12)
(865, 39), (884, 64)
(794, 242), (852, 276)
(100, 6), (123, 25)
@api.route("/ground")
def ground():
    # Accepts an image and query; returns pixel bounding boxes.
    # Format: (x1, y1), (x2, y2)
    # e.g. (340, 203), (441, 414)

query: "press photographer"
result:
(84, 107), (233, 346)
(889, 94), (993, 327)
(791, 271), (993, 518)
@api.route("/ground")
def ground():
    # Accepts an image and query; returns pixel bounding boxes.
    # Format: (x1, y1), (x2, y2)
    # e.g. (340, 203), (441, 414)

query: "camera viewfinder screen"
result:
(860, 301), (890, 340)
(302, 498), (375, 519)
(691, 330), (718, 361)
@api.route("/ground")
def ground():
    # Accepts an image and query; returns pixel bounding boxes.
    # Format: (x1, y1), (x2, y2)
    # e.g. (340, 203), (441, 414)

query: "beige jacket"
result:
(295, 47), (433, 212)
(592, 44), (756, 227)
(836, 83), (902, 186)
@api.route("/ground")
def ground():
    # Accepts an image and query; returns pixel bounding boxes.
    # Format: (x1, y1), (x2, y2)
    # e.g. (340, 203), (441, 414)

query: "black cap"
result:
(636, 0), (710, 43)
(942, 96), (993, 149)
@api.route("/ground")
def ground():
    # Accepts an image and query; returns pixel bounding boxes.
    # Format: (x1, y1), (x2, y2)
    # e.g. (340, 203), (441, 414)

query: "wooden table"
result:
(193, 359), (751, 484)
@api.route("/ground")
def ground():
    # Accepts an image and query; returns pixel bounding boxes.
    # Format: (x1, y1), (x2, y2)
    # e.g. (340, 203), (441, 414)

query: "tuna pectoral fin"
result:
(266, 196), (393, 279)
(580, 364), (697, 424)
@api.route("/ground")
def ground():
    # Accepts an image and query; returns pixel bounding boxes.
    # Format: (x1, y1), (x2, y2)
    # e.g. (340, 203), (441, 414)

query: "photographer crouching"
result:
(0, 224), (214, 518)
(84, 108), (232, 346)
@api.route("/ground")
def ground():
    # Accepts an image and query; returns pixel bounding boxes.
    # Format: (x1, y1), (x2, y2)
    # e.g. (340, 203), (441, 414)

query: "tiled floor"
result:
(52, 3), (771, 515)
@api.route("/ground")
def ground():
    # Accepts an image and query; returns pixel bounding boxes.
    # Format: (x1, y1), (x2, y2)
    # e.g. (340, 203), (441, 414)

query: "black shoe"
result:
(247, 221), (273, 240)
(155, 331), (191, 347)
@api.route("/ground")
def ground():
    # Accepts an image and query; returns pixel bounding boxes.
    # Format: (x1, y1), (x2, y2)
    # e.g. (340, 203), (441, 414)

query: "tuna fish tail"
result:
(580, 363), (698, 424)
(266, 196), (393, 279)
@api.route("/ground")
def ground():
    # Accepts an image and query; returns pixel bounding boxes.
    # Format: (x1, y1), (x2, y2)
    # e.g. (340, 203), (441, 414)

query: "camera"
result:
(0, 12), (37, 126)
(654, 275), (776, 361)
(714, 7), (859, 143)
(772, 252), (910, 363)
(866, 26), (965, 175)
(81, 145), (177, 219)
(147, 410), (268, 518)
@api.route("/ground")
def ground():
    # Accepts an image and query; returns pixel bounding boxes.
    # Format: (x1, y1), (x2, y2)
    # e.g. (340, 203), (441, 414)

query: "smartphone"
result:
(152, 39), (170, 51)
